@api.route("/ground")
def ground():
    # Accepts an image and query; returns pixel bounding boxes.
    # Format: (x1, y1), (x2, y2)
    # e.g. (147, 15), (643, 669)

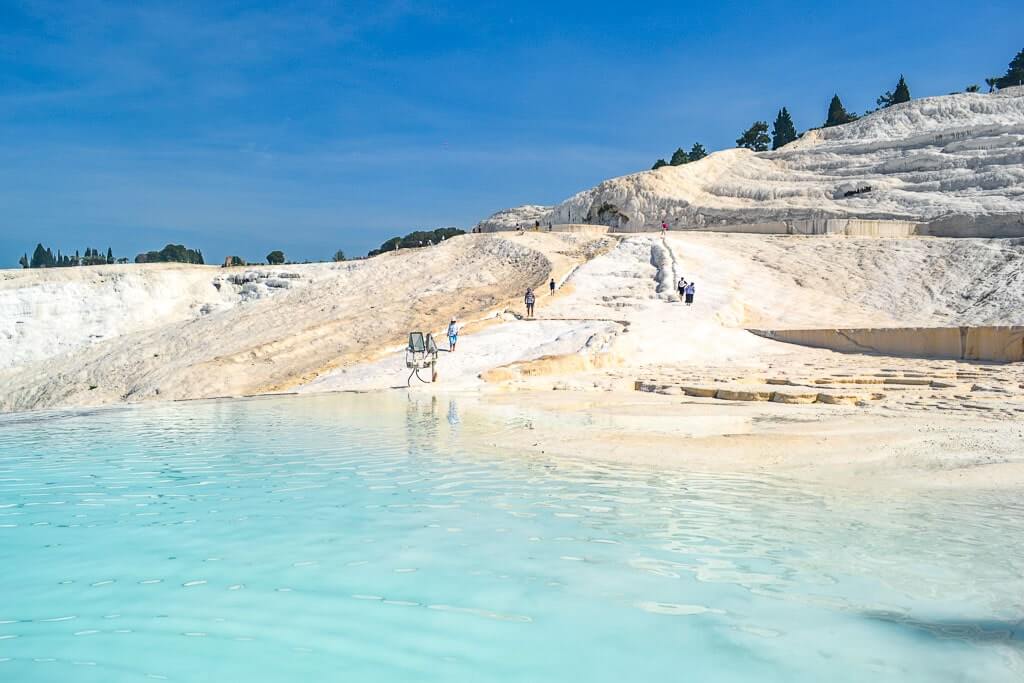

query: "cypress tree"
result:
(107, 247), (114, 263)
(824, 95), (857, 127)
(670, 147), (689, 166)
(652, 158), (668, 170)
(771, 108), (798, 150)
(688, 143), (708, 161)
(19, 254), (29, 269)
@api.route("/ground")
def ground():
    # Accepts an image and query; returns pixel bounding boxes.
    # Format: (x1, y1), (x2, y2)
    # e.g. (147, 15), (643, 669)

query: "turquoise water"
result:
(0, 393), (1022, 682)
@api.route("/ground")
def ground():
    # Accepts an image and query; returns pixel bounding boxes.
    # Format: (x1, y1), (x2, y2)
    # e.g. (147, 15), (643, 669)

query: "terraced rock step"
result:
(633, 358), (1024, 417)
(634, 381), (882, 406)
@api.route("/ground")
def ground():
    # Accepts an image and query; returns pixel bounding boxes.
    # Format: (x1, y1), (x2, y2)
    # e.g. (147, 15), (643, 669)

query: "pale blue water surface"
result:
(0, 393), (1022, 682)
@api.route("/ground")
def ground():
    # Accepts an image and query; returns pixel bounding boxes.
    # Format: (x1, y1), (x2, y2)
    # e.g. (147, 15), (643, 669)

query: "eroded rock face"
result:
(477, 90), (1024, 235)
(214, 270), (304, 300)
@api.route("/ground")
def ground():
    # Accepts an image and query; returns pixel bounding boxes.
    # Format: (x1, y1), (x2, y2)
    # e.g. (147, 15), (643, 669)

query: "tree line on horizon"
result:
(17, 226), (470, 270)
(652, 47), (1024, 166)
(225, 227), (467, 268)
(17, 242), (205, 268)
(366, 227), (465, 257)
(19, 244), (123, 268)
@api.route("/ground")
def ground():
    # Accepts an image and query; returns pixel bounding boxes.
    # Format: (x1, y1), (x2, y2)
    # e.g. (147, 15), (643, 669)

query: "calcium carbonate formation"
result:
(476, 88), (1024, 236)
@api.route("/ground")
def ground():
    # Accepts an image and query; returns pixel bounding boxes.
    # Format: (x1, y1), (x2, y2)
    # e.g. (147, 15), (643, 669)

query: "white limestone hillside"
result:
(474, 204), (552, 231)
(477, 89), (1024, 233)
(1, 231), (1023, 413)
(0, 264), (312, 370)
(0, 233), (606, 412)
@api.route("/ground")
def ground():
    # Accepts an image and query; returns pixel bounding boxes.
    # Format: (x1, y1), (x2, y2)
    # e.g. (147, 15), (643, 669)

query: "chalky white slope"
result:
(481, 89), (1024, 231)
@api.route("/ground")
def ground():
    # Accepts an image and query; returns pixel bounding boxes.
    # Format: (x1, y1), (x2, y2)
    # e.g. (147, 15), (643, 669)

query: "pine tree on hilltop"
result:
(877, 75), (911, 108)
(771, 108), (798, 150)
(652, 158), (668, 170)
(994, 48), (1024, 89)
(19, 253), (28, 269)
(892, 75), (911, 104)
(735, 121), (770, 152)
(824, 94), (857, 127)
(688, 142), (707, 161)
(107, 247), (113, 263)
(670, 147), (689, 166)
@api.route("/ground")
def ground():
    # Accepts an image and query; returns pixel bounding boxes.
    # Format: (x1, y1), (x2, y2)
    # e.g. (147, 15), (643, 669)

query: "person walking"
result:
(447, 318), (460, 351)
(525, 288), (536, 318)
(549, 277), (556, 295)
(684, 281), (696, 306)
(661, 220), (669, 234)
(677, 276), (687, 301)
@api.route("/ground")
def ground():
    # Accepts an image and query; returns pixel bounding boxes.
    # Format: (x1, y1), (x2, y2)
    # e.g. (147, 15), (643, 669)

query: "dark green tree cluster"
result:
(134, 244), (204, 264)
(735, 121), (770, 151)
(19, 243), (117, 268)
(771, 108), (798, 149)
(333, 250), (347, 262)
(876, 75), (911, 108)
(368, 227), (465, 257)
(991, 48), (1024, 90)
(266, 250), (285, 265)
(651, 143), (707, 170)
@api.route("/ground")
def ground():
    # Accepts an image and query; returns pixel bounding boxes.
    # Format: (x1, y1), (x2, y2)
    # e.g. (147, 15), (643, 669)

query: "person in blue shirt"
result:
(447, 318), (460, 351)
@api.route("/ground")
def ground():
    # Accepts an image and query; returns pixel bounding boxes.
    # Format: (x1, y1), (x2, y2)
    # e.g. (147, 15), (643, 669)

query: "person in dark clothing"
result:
(549, 278), (556, 295)
(684, 282), (695, 305)
(525, 288), (536, 317)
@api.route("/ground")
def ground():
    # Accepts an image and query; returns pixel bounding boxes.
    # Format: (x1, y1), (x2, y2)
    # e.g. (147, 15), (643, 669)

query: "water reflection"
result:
(0, 392), (1021, 682)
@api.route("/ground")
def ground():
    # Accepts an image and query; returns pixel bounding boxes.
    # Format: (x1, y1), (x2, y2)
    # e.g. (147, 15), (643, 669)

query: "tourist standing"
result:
(684, 282), (696, 306)
(677, 276), (687, 301)
(447, 318), (460, 351)
(549, 278), (556, 295)
(525, 288), (536, 318)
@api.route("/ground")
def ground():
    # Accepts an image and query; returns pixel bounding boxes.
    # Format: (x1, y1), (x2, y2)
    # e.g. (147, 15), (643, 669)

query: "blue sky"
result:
(1, 0), (1021, 265)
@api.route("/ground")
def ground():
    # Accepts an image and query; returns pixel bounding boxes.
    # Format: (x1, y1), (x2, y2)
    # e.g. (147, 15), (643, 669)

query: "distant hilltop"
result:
(475, 88), (1024, 238)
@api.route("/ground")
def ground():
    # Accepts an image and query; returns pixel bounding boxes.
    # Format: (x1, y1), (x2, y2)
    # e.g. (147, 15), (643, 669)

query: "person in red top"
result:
(661, 220), (669, 233)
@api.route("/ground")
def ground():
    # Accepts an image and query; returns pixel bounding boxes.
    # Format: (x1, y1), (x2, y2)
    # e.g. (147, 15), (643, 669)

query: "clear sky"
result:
(1, 1), (1021, 265)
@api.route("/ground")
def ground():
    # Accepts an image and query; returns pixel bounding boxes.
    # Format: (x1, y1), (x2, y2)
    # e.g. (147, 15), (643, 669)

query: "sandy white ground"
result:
(299, 319), (619, 392)
(298, 232), (1024, 395)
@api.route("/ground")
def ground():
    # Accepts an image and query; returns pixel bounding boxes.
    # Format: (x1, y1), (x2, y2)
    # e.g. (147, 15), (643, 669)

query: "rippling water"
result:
(1, 393), (1022, 682)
